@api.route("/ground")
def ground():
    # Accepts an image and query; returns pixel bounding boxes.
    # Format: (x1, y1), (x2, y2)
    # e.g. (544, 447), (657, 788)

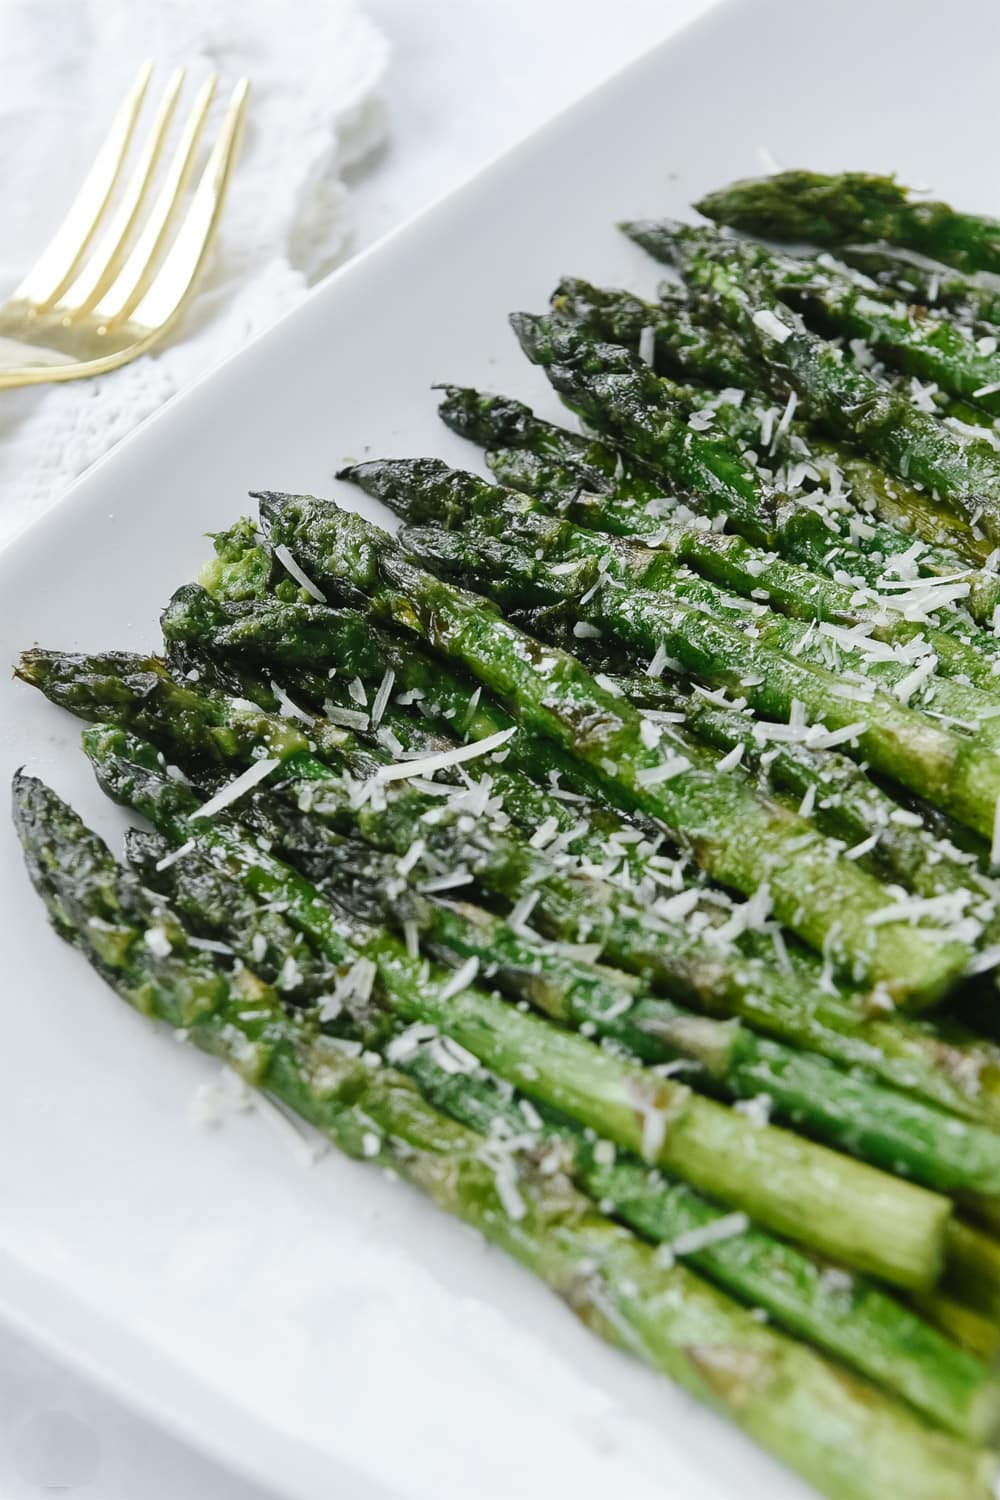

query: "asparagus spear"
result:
(329, 854), (1000, 1199)
(549, 276), (1000, 565)
(912, 1287), (1000, 1367)
(559, 277), (762, 388)
(257, 492), (974, 1002)
(838, 242), (1000, 329)
(360, 440), (1000, 710)
(14, 775), (993, 1499)
(442, 371), (1000, 616)
(513, 312), (1000, 685)
(695, 170), (1000, 276)
(140, 809), (1000, 1203)
(124, 829), (339, 1003)
(155, 590), (1000, 1126)
(946, 1218), (1000, 1320)
(400, 1046), (1000, 1439)
(342, 457), (1000, 863)
(623, 220), (1000, 545)
(18, 640), (958, 1051)
(79, 726), (953, 1288)
(183, 534), (999, 920)
(666, 228), (1000, 418)
(498, 322), (780, 546)
(623, 677), (1000, 913)
(130, 813), (1000, 1434)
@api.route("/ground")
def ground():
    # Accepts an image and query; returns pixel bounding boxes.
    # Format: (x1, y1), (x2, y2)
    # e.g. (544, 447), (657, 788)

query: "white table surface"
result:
(0, 2), (716, 1494)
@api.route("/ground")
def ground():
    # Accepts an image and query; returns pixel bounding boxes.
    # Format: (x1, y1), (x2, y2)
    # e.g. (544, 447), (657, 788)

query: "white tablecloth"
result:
(0, 1), (715, 1493)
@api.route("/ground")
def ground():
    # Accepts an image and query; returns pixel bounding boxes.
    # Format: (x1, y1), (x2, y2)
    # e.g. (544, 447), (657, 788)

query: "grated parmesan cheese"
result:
(189, 756), (281, 820)
(670, 1211), (750, 1256)
(752, 308), (792, 344)
(373, 726), (517, 785)
(439, 956), (480, 1002)
(273, 544), (326, 602)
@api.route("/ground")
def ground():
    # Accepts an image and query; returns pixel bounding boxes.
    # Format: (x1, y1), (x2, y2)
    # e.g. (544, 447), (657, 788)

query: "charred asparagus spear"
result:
(622, 219), (1000, 545)
(695, 170), (1000, 276)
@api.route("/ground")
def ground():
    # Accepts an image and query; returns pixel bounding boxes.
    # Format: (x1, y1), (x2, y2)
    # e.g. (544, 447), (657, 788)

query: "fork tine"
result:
(55, 67), (187, 319)
(92, 74), (218, 329)
(127, 80), (249, 335)
(13, 61), (154, 308)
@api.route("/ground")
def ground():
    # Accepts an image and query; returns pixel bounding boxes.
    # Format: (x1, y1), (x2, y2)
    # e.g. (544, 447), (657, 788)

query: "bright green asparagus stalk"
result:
(14, 773), (994, 1498)
(341, 455), (1000, 862)
(79, 726), (953, 1289)
(623, 219), (1000, 545)
(184, 529), (999, 913)
(258, 491), (974, 1002)
(369, 431), (1000, 709)
(332, 861), (1000, 1200)
(130, 816), (1000, 1434)
(695, 170), (1000, 276)
(155, 587), (1000, 1127)
(617, 672), (1000, 906)
(141, 815), (1000, 1203)
(400, 1046), (1000, 1439)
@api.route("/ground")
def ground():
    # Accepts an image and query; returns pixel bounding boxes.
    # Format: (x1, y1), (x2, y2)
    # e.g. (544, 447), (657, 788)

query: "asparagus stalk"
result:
(183, 532), (1000, 918)
(498, 322), (781, 546)
(624, 220), (1000, 545)
(13, 774), (993, 1499)
(695, 170), (1000, 276)
(554, 277), (762, 388)
(912, 1287), (1000, 1367)
(130, 815), (1000, 1434)
(329, 855), (1000, 1200)
(548, 276), (1000, 567)
(628, 679), (1000, 913)
(78, 727), (953, 1288)
(257, 491), (974, 1002)
(124, 829), (339, 1003)
(155, 591), (1000, 1126)
(400, 1046), (1000, 1439)
(442, 372), (1000, 618)
(653, 226), (1000, 419)
(20, 640), (968, 1073)
(512, 311), (1000, 691)
(136, 814), (1000, 1203)
(342, 456), (1000, 865)
(368, 432), (1000, 711)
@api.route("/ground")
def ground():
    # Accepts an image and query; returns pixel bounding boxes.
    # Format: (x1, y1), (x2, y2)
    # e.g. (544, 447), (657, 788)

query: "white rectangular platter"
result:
(2, 2), (998, 1495)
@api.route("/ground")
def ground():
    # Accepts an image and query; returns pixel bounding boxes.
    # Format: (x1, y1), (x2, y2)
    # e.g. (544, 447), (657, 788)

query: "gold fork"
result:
(0, 62), (249, 389)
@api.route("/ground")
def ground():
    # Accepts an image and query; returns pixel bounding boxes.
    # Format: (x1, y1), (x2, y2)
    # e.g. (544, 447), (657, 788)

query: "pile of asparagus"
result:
(22, 168), (1000, 1499)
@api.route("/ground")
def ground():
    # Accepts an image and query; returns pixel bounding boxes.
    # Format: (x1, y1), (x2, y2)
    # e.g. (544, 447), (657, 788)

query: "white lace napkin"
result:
(0, 0), (388, 546)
